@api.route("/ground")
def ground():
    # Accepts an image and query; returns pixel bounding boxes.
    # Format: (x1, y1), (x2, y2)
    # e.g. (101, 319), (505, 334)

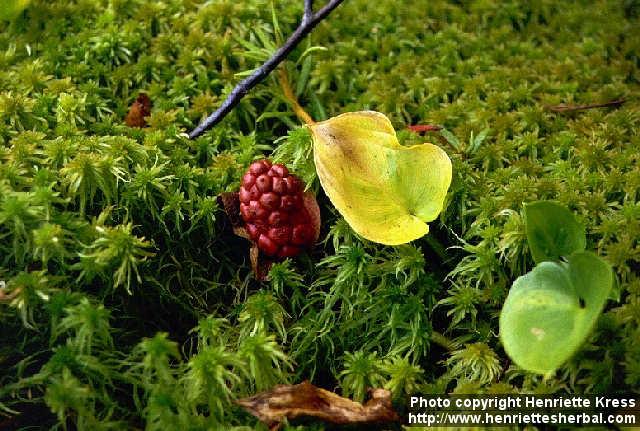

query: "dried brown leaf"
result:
(236, 381), (399, 430)
(125, 93), (152, 127)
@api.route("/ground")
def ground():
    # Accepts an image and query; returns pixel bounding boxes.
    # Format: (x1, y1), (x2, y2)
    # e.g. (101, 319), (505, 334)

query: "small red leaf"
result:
(407, 124), (442, 133)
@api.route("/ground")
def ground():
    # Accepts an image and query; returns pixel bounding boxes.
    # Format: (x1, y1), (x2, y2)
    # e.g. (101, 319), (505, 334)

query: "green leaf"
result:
(499, 251), (613, 375)
(524, 201), (586, 264)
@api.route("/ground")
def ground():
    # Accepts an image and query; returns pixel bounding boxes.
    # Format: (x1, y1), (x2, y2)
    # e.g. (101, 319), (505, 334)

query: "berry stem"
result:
(278, 67), (315, 125)
(188, 0), (345, 139)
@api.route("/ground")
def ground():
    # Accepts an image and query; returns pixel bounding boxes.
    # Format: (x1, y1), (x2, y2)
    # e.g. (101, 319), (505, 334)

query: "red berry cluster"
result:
(239, 160), (315, 258)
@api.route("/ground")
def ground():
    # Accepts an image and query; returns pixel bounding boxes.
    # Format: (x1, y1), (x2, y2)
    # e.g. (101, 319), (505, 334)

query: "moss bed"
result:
(0, 0), (639, 429)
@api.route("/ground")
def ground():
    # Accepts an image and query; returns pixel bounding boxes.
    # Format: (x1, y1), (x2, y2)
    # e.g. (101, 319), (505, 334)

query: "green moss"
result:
(0, 0), (638, 428)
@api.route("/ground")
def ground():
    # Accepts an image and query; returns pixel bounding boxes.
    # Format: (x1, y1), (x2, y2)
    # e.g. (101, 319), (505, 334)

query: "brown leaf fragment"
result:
(250, 244), (273, 281)
(218, 192), (273, 280)
(236, 381), (400, 430)
(547, 98), (625, 113)
(125, 93), (152, 127)
(218, 192), (249, 239)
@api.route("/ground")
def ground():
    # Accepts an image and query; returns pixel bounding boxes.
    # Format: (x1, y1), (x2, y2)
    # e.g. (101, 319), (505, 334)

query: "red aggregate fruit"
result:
(239, 159), (317, 258)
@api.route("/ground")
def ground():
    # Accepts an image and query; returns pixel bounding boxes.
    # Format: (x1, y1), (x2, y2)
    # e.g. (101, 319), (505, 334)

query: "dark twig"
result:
(303, 0), (313, 23)
(188, 0), (345, 139)
(547, 98), (626, 113)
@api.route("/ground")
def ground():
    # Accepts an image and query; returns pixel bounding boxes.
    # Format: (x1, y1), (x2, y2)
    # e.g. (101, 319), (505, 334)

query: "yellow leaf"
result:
(310, 111), (452, 245)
